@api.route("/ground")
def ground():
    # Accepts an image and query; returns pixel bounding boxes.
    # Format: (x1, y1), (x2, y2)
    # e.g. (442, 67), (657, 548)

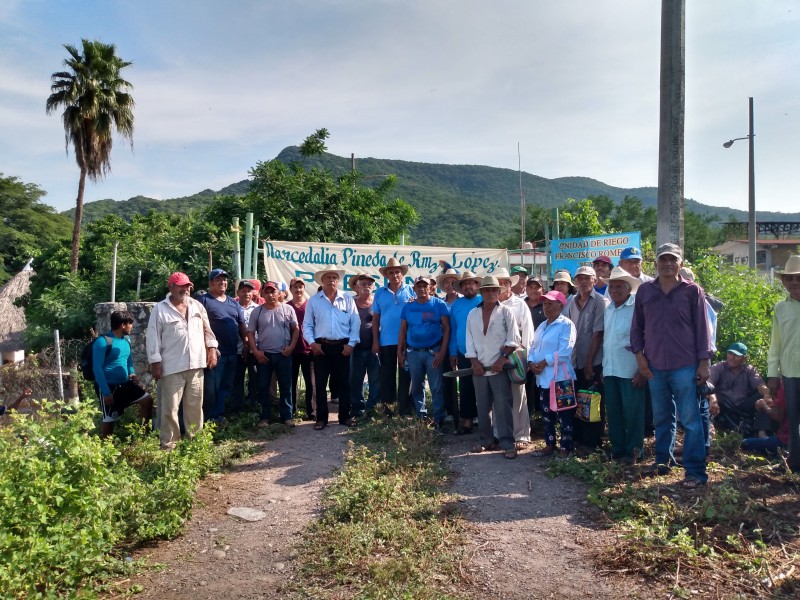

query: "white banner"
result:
(262, 240), (508, 292)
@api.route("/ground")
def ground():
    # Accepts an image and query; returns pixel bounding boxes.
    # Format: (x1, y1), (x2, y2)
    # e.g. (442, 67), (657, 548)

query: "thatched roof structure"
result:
(0, 261), (33, 353)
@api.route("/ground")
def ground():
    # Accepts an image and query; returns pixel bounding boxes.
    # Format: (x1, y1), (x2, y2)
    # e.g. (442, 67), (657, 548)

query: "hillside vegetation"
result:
(65, 147), (800, 248)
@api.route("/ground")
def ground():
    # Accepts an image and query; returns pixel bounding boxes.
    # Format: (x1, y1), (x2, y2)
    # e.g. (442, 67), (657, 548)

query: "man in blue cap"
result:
(197, 268), (247, 423)
(708, 342), (774, 437)
(618, 247), (654, 283)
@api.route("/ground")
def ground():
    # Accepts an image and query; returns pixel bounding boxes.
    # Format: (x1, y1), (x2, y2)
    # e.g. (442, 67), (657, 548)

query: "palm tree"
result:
(46, 39), (135, 273)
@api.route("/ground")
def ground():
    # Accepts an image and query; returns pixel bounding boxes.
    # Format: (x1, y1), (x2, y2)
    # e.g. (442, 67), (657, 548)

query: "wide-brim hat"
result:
(550, 270), (575, 294)
(348, 273), (377, 290)
(479, 275), (502, 290)
(313, 268), (346, 286)
(436, 268), (460, 287)
(776, 255), (800, 276)
(492, 267), (519, 287)
(378, 257), (409, 277)
(606, 266), (641, 292)
(454, 270), (482, 292)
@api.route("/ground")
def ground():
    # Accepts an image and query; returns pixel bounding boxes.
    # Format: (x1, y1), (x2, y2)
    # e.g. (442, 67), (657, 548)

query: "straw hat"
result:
(313, 268), (346, 286)
(454, 270), (481, 292)
(479, 275), (502, 290)
(436, 268), (460, 287)
(348, 273), (377, 290)
(378, 257), (409, 277)
(776, 255), (800, 276)
(492, 267), (519, 287)
(606, 266), (641, 292)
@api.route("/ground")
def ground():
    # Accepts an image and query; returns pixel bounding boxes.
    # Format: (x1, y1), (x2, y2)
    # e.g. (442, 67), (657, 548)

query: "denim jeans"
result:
(379, 345), (412, 415)
(405, 348), (445, 422)
(231, 353), (257, 414)
(204, 353), (237, 421)
(741, 435), (784, 455)
(350, 347), (381, 416)
(255, 352), (293, 422)
(649, 365), (707, 483)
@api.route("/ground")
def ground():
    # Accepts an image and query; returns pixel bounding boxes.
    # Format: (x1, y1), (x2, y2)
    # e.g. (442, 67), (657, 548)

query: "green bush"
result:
(0, 402), (221, 598)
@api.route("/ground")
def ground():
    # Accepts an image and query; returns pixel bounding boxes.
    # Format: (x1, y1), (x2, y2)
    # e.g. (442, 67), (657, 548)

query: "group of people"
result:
(90, 248), (800, 484)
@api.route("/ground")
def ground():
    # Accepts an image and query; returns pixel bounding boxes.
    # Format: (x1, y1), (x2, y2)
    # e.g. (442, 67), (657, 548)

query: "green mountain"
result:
(65, 147), (800, 247)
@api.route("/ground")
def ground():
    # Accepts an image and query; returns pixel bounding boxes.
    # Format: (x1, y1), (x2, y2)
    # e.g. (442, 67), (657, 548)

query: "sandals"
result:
(531, 447), (556, 458)
(471, 443), (500, 453)
(514, 441), (529, 450)
(503, 449), (518, 460)
(680, 477), (706, 490)
(340, 418), (356, 427)
(314, 421), (326, 431)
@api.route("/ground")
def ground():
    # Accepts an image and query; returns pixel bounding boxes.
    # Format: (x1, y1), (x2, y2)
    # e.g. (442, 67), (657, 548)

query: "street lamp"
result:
(723, 97), (756, 270)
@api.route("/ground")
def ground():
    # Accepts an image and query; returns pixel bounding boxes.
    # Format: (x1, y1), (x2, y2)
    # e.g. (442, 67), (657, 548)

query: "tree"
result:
(0, 174), (72, 282)
(46, 39), (135, 273)
(203, 132), (418, 245)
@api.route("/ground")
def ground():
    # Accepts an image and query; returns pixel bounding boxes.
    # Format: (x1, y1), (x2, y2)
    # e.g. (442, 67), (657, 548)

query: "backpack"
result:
(79, 335), (113, 382)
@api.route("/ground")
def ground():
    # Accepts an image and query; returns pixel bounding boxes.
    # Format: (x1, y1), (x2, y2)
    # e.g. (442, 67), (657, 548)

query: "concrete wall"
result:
(94, 302), (155, 385)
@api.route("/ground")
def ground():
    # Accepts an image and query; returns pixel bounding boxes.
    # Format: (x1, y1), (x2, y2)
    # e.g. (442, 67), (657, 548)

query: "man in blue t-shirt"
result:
(197, 268), (246, 423)
(398, 276), (450, 428)
(93, 310), (153, 437)
(372, 257), (416, 415)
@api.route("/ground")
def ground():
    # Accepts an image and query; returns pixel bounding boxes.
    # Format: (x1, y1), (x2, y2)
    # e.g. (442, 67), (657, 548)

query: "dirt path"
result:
(442, 435), (648, 599)
(117, 419), (648, 599)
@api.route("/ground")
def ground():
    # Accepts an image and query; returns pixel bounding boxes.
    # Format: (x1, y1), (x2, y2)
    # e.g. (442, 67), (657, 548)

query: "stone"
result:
(227, 506), (267, 522)
(212, 549), (226, 560)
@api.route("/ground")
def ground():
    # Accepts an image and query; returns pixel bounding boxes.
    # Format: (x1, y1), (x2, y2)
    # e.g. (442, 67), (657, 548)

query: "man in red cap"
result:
(147, 272), (218, 450)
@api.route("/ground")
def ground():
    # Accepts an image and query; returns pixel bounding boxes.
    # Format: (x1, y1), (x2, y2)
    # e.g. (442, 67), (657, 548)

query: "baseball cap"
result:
(262, 281), (279, 291)
(727, 342), (748, 356)
(656, 243), (683, 260)
(620, 247), (642, 260)
(592, 255), (613, 266)
(541, 290), (567, 306)
(414, 275), (436, 286)
(510, 265), (528, 276)
(238, 279), (255, 290)
(575, 265), (596, 277)
(168, 272), (193, 286)
(209, 268), (228, 280)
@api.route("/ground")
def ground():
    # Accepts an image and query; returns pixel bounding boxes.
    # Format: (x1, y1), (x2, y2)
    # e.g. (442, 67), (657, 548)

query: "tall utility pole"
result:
(518, 143), (525, 247)
(657, 0), (685, 249)
(747, 97), (756, 269)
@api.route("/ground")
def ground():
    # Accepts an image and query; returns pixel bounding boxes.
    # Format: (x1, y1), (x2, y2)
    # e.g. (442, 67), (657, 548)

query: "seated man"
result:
(708, 342), (774, 437)
(741, 385), (788, 456)
(94, 310), (154, 437)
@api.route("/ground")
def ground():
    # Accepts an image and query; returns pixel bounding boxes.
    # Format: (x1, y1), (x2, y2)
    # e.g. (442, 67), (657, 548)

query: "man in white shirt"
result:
(147, 272), (218, 450)
(466, 276), (521, 458)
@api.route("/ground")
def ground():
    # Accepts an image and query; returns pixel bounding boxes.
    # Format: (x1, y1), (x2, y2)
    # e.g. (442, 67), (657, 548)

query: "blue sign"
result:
(550, 231), (641, 277)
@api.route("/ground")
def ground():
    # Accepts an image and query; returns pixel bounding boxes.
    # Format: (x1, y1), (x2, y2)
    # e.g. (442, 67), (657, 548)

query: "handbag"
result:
(506, 347), (528, 384)
(576, 386), (601, 422)
(548, 352), (577, 412)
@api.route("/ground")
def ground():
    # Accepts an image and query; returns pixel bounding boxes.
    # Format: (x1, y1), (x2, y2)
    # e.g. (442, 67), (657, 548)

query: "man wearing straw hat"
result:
(372, 257), (416, 415)
(767, 255), (800, 473)
(437, 266), (461, 423)
(496, 267), (535, 448)
(302, 268), (360, 430)
(448, 271), (483, 434)
(465, 275), (521, 458)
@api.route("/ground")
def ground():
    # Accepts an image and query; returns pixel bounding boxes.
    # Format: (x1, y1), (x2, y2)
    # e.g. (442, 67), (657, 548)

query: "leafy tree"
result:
(0, 174), (71, 282)
(299, 127), (330, 158)
(46, 39), (135, 273)
(560, 198), (605, 238)
(203, 132), (418, 245)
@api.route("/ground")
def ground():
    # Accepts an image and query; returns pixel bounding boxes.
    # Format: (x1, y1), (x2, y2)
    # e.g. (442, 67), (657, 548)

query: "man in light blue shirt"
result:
(372, 257), (416, 415)
(303, 268), (360, 429)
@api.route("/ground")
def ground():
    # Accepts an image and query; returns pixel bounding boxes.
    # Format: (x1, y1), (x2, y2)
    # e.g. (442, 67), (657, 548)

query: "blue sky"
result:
(1, 0), (798, 217)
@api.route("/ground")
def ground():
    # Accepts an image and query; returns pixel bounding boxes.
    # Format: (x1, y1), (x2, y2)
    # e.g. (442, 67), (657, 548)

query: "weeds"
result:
(547, 445), (800, 598)
(295, 416), (465, 599)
